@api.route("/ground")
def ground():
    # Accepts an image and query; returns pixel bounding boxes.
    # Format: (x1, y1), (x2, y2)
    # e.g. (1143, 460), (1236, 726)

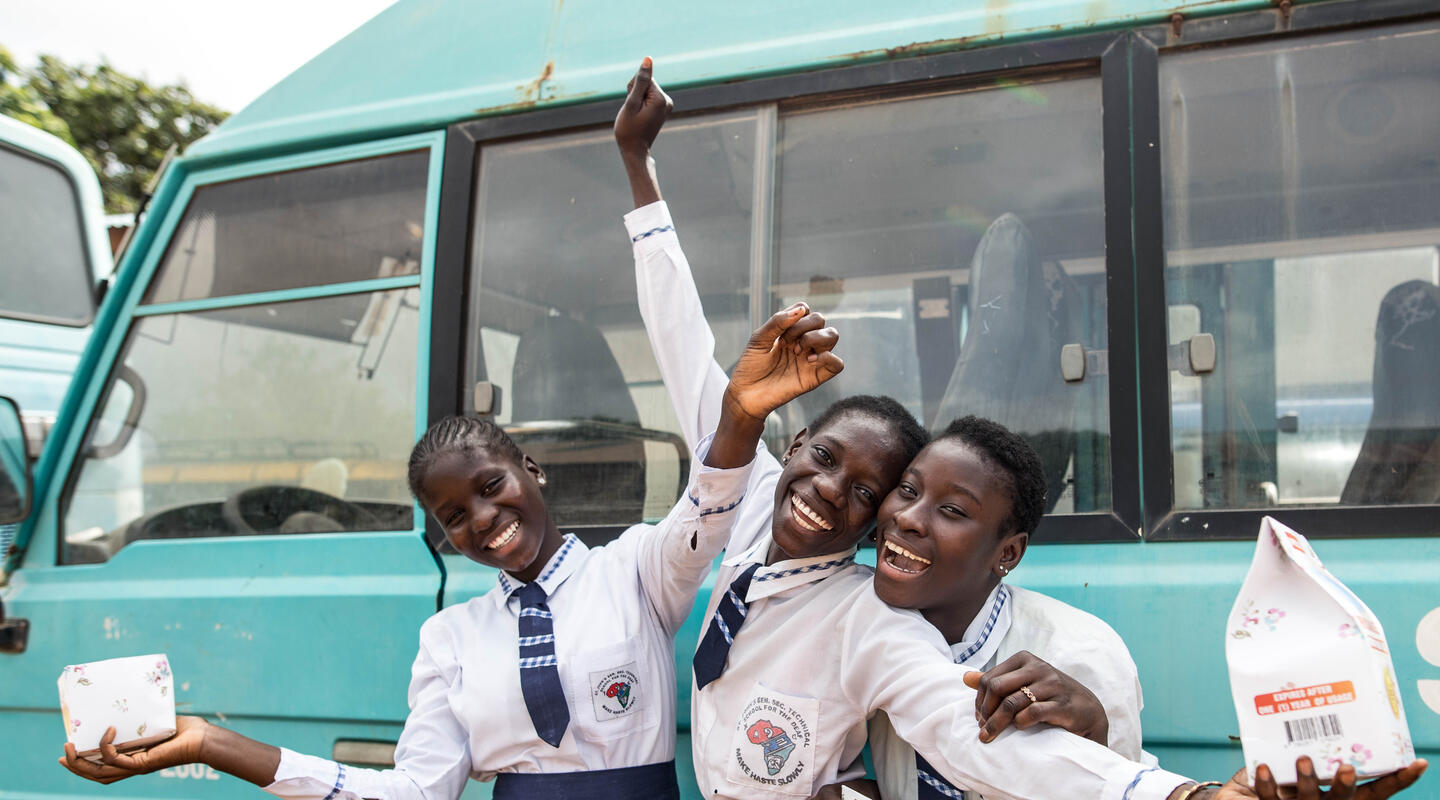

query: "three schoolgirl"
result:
(61, 57), (1428, 800)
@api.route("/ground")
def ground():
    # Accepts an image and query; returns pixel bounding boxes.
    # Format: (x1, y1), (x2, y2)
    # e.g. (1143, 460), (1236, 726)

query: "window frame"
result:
(437, 0), (1440, 545)
(53, 132), (446, 563)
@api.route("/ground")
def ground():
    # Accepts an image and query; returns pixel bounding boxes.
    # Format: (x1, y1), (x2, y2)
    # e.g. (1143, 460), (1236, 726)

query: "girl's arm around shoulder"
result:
(837, 587), (1192, 800)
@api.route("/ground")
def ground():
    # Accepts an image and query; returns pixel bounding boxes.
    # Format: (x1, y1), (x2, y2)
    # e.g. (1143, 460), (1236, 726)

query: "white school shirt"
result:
(264, 434), (754, 800)
(627, 202), (1194, 800)
(869, 583), (1155, 800)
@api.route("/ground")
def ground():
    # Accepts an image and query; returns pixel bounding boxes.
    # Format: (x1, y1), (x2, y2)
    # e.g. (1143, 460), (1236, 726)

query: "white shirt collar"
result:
(493, 533), (587, 609)
(725, 535), (859, 603)
(949, 582), (1013, 667)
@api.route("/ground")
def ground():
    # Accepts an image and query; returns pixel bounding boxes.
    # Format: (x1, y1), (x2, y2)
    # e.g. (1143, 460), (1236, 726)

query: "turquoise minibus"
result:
(2, 0), (1437, 797)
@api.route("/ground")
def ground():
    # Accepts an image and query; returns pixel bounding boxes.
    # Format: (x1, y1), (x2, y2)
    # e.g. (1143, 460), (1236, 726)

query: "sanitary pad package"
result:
(58, 654), (176, 763)
(1226, 517), (1415, 784)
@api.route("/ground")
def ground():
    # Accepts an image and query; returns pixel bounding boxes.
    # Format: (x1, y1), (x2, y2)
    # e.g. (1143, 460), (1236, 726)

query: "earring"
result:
(782, 455), (790, 465)
(867, 530), (878, 542)
(538, 476), (547, 486)
(997, 564), (1009, 576)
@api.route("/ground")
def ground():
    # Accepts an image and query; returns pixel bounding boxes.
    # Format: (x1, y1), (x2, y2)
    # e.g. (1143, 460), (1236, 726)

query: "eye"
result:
(897, 482), (917, 499)
(940, 504), (968, 519)
(812, 445), (834, 466)
(481, 476), (504, 496)
(855, 485), (876, 505)
(444, 508), (464, 527)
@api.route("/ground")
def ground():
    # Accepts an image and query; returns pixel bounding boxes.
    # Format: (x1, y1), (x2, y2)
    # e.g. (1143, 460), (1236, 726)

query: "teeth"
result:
(487, 520), (519, 550)
(884, 540), (931, 568)
(790, 495), (833, 532)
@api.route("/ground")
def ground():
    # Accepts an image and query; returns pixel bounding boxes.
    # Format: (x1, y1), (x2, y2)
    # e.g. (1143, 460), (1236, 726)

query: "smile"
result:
(487, 520), (520, 550)
(883, 539), (932, 573)
(790, 494), (834, 532)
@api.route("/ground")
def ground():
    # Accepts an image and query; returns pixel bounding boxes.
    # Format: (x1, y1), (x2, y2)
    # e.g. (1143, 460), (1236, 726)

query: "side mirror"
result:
(0, 396), (31, 525)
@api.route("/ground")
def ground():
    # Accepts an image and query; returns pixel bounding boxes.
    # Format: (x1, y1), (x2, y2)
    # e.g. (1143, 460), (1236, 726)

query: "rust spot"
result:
(513, 59), (558, 106)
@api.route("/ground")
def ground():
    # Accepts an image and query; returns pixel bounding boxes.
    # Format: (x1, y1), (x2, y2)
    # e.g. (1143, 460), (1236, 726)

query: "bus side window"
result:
(465, 113), (758, 543)
(771, 76), (1111, 523)
(60, 151), (428, 564)
(1160, 21), (1440, 512)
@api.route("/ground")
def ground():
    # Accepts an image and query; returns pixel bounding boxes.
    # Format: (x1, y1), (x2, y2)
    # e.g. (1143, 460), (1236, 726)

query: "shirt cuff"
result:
(687, 431), (757, 518)
(265, 748), (347, 800)
(1109, 765), (1193, 800)
(623, 200), (677, 255)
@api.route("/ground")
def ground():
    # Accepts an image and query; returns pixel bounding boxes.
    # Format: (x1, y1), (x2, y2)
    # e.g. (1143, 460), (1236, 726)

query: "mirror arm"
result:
(0, 598), (28, 654)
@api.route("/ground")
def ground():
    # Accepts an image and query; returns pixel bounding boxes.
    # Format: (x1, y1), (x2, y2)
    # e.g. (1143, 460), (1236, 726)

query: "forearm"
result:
(198, 724), (282, 786)
(704, 390), (767, 469)
(622, 147), (661, 208)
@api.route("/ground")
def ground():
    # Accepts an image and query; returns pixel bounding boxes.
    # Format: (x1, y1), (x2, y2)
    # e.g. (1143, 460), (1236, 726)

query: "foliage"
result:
(1, 47), (229, 213)
(0, 45), (72, 143)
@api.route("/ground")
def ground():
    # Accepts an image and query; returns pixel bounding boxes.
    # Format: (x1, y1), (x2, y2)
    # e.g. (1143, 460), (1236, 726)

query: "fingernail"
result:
(642, 56), (652, 68)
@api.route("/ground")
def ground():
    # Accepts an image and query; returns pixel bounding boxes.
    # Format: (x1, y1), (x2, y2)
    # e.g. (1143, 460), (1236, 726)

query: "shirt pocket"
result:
(564, 635), (659, 743)
(723, 682), (821, 797)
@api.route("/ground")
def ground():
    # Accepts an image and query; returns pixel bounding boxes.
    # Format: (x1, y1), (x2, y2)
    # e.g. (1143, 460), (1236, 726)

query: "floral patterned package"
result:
(57, 654), (176, 763)
(1226, 517), (1415, 785)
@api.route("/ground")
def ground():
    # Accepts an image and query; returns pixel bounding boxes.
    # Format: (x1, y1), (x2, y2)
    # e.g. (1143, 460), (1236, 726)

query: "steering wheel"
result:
(222, 485), (382, 534)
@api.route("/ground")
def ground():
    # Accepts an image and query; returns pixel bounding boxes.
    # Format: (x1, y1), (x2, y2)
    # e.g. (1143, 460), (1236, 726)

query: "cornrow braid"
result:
(407, 415), (526, 498)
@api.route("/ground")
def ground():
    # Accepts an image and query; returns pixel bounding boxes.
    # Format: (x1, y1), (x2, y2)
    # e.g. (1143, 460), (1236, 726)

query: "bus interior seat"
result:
(930, 213), (1081, 513)
(1340, 280), (1440, 505)
(508, 314), (647, 527)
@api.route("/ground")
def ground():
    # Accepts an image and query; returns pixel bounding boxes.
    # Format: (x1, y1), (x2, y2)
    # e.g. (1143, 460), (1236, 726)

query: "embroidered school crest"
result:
(730, 690), (815, 788)
(605, 680), (632, 710)
(589, 665), (642, 720)
(747, 719), (795, 775)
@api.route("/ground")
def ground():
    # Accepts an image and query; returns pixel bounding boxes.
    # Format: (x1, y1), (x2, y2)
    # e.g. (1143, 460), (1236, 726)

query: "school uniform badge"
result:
(589, 664), (641, 720)
(729, 688), (817, 791)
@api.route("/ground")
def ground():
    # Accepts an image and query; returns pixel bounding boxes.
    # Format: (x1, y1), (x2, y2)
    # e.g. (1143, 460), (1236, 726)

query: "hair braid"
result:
(407, 416), (526, 498)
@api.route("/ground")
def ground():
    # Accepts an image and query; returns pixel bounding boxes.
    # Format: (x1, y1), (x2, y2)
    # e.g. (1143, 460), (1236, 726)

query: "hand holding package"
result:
(58, 653), (176, 762)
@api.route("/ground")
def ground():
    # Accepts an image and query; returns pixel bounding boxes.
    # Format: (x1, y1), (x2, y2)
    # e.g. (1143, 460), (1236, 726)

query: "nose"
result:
(891, 497), (926, 536)
(813, 470), (845, 508)
(469, 497), (499, 533)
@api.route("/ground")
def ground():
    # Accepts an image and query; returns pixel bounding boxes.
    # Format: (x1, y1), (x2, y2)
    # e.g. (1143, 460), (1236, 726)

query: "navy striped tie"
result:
(693, 563), (759, 690)
(917, 753), (970, 799)
(516, 583), (568, 747)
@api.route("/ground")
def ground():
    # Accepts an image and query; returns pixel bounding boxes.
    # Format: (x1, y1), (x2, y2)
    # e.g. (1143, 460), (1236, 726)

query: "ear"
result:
(523, 455), (547, 486)
(782, 427), (809, 465)
(995, 530), (1029, 577)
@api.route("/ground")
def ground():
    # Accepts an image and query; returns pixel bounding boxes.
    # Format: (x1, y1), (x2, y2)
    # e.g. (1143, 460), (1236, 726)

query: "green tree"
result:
(0, 45), (72, 143)
(2, 49), (229, 213)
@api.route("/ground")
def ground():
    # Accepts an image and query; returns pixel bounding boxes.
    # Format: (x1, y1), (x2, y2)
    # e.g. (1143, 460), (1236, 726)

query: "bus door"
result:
(1, 134), (447, 800)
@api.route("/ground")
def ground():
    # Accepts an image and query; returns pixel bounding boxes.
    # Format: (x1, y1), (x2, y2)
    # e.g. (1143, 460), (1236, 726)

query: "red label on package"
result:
(1254, 681), (1356, 716)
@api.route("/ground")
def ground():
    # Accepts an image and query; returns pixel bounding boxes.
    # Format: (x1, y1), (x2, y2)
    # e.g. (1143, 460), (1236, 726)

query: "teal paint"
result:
(187, 0), (1300, 164)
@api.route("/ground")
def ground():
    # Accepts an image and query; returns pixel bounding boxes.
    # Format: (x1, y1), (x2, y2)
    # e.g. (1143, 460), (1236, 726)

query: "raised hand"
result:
(59, 716), (210, 784)
(614, 56), (673, 157)
(724, 302), (842, 424)
(964, 651), (1109, 746)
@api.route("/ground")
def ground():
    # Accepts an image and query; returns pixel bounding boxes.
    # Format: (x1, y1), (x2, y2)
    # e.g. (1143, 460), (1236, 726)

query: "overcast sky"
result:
(5, 0), (398, 113)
